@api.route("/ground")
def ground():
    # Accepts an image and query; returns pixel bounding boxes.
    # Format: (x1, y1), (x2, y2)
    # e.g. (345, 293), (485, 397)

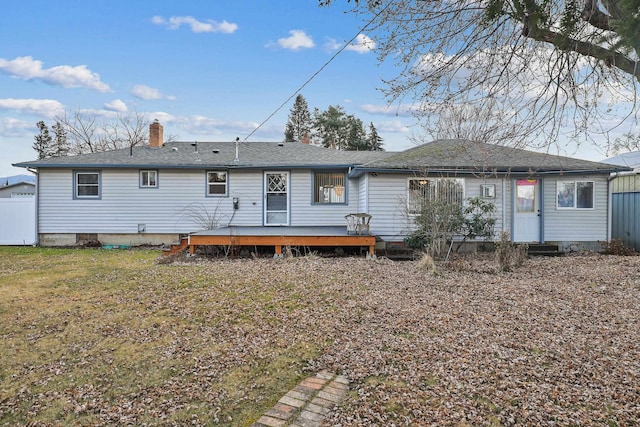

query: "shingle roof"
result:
(0, 181), (35, 190)
(356, 139), (629, 175)
(13, 139), (629, 175)
(13, 141), (390, 169)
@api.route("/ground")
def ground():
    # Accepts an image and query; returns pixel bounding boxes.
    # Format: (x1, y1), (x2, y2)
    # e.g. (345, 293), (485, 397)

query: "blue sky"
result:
(1, 0), (414, 176)
(2, 1), (633, 179)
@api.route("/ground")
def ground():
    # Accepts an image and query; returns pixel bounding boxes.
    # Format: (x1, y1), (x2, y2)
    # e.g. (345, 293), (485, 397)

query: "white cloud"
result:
(0, 117), (33, 137)
(274, 30), (314, 51)
(152, 15), (238, 34)
(376, 119), (411, 133)
(323, 38), (342, 51)
(179, 115), (259, 135)
(103, 99), (128, 112)
(360, 103), (417, 117)
(0, 98), (65, 117)
(323, 34), (375, 53)
(345, 34), (376, 54)
(0, 56), (110, 92)
(130, 84), (176, 101)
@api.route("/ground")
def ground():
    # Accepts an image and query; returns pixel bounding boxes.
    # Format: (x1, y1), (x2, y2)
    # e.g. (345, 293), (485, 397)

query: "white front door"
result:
(513, 179), (541, 242)
(264, 171), (289, 226)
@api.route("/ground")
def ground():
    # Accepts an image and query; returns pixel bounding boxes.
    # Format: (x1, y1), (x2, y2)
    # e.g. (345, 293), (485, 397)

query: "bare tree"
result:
(57, 111), (100, 155)
(608, 132), (640, 155)
(321, 1), (640, 151)
(56, 111), (150, 155)
(100, 112), (149, 151)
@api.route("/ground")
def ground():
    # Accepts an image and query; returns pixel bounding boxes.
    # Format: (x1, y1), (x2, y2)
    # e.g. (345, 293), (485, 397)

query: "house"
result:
(0, 181), (35, 198)
(13, 121), (630, 255)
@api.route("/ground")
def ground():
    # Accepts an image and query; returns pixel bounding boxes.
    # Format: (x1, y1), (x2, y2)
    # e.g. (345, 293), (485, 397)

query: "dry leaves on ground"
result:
(1, 250), (639, 426)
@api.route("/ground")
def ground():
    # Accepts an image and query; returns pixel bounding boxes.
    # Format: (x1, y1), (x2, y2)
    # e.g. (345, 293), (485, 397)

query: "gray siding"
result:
(366, 174), (412, 240)
(289, 170), (359, 227)
(39, 169), (241, 234)
(38, 168), (610, 244)
(38, 168), (360, 234)
(366, 174), (506, 241)
(542, 175), (609, 241)
(358, 175), (368, 213)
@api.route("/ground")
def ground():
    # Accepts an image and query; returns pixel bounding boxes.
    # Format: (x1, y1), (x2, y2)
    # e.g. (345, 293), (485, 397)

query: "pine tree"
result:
(284, 122), (295, 142)
(366, 122), (384, 151)
(51, 121), (69, 157)
(345, 116), (368, 151)
(284, 94), (312, 142)
(312, 105), (349, 149)
(33, 121), (54, 159)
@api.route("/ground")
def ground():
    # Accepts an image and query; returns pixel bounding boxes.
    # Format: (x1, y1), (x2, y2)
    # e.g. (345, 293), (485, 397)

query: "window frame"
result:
(206, 170), (228, 197)
(313, 171), (347, 205)
(139, 170), (158, 188)
(73, 170), (101, 200)
(556, 180), (595, 210)
(407, 177), (465, 214)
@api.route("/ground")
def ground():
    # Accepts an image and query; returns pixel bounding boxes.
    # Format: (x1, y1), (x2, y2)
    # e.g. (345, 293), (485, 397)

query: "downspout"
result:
(539, 179), (544, 243)
(27, 167), (39, 246)
(607, 172), (620, 242)
(501, 177), (507, 237)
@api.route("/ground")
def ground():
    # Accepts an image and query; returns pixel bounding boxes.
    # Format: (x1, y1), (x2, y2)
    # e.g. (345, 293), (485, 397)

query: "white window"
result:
(408, 178), (464, 213)
(557, 181), (594, 209)
(140, 170), (158, 188)
(207, 171), (227, 196)
(314, 172), (346, 204)
(74, 171), (101, 199)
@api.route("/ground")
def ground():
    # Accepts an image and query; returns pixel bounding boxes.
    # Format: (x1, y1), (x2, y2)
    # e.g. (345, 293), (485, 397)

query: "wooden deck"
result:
(165, 226), (376, 258)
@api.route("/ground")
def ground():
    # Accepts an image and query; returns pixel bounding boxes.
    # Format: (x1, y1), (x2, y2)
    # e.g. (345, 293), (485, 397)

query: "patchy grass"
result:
(0, 248), (322, 426)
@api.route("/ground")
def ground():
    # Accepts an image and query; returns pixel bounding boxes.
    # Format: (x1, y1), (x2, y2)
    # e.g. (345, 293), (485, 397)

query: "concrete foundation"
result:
(38, 233), (181, 247)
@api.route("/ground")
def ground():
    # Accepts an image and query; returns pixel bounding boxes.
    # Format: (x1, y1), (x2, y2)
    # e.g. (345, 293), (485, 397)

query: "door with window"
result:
(264, 172), (289, 226)
(513, 179), (541, 242)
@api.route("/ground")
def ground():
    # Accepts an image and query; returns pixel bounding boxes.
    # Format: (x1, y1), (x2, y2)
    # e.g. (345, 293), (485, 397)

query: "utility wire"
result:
(243, 3), (390, 142)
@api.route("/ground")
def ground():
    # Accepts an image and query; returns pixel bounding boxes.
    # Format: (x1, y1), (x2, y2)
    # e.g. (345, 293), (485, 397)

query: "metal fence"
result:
(611, 174), (640, 251)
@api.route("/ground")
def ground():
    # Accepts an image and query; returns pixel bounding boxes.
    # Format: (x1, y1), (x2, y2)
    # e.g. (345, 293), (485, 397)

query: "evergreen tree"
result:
(345, 116), (368, 151)
(284, 94), (312, 142)
(51, 121), (69, 157)
(284, 122), (295, 143)
(312, 105), (349, 149)
(366, 122), (384, 151)
(33, 121), (54, 159)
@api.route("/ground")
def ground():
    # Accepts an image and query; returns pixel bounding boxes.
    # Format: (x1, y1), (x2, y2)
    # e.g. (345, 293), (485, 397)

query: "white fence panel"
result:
(0, 198), (36, 245)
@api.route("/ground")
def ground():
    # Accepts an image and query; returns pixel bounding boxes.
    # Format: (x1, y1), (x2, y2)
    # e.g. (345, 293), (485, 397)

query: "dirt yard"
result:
(1, 248), (638, 426)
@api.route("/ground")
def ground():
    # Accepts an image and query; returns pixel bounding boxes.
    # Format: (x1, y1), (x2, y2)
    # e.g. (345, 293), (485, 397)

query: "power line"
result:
(243, 4), (390, 142)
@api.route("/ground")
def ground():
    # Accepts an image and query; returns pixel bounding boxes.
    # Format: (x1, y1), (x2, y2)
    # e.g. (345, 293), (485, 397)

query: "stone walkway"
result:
(250, 371), (349, 427)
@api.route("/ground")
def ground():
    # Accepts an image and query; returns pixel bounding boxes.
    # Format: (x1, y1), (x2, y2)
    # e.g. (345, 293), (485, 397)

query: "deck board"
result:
(187, 226), (376, 257)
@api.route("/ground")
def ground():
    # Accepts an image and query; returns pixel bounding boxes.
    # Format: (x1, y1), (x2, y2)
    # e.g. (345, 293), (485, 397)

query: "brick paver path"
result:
(251, 371), (349, 427)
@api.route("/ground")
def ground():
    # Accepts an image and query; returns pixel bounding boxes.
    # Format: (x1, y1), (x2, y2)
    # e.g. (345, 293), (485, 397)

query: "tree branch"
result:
(581, 0), (617, 31)
(527, 24), (640, 83)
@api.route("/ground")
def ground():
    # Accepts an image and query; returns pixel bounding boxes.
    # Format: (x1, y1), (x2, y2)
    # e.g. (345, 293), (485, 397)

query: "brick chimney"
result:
(149, 119), (163, 148)
(301, 133), (310, 144)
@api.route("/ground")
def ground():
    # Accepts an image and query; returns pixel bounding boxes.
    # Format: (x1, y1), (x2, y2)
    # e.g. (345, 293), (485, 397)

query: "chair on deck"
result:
(345, 213), (372, 235)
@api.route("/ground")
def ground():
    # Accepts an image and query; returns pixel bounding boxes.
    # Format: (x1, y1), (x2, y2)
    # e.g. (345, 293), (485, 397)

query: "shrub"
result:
(416, 253), (437, 274)
(600, 239), (636, 256)
(495, 232), (528, 272)
(405, 196), (496, 258)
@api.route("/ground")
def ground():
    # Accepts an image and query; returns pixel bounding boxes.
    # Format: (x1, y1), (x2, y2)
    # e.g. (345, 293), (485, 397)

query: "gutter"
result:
(13, 163), (359, 171)
(348, 166), (630, 179)
(26, 167), (39, 246)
